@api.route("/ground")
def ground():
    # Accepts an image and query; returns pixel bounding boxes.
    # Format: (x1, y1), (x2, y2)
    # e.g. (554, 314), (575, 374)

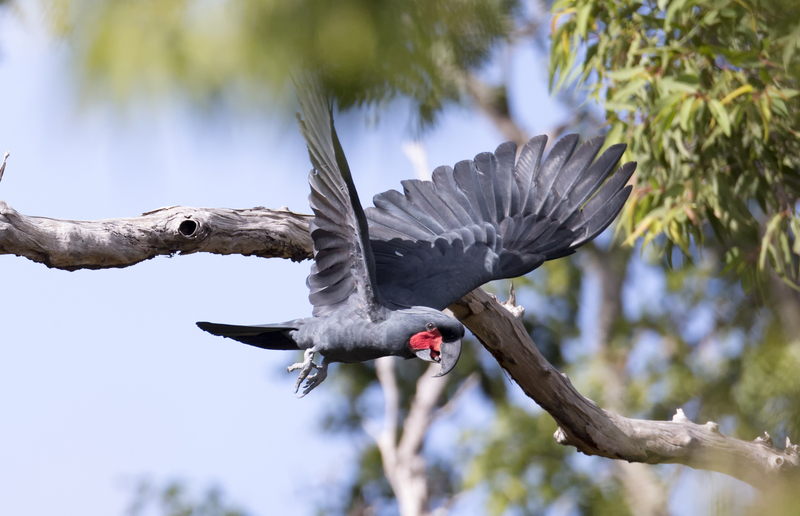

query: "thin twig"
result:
(0, 151), (9, 183)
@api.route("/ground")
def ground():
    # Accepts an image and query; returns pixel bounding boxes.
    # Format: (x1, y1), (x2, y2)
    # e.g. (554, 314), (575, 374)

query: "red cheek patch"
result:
(409, 328), (442, 358)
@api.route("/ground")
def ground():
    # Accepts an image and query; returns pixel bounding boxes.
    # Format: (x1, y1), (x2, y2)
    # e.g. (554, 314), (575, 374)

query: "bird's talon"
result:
(298, 359), (328, 397)
(288, 348), (328, 396)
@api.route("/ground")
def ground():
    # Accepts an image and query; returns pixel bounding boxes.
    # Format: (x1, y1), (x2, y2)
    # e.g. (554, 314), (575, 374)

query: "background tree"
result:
(2, 0), (800, 515)
(550, 0), (800, 288)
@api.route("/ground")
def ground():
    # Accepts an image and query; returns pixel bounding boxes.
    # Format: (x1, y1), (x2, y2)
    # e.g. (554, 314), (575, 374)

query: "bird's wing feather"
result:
(367, 136), (636, 310)
(295, 77), (383, 319)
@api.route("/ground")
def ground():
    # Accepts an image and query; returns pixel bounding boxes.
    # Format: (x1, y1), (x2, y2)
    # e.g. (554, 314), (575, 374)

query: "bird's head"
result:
(394, 307), (464, 377)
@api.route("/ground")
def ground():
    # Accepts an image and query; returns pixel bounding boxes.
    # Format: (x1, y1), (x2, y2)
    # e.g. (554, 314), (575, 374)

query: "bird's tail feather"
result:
(196, 321), (301, 351)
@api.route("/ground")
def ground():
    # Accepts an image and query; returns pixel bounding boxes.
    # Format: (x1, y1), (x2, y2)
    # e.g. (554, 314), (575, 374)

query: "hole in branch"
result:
(179, 220), (198, 236)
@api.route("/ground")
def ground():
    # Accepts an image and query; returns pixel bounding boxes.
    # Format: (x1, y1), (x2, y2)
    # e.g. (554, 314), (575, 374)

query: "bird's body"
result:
(200, 304), (463, 367)
(198, 78), (636, 396)
(292, 306), (463, 363)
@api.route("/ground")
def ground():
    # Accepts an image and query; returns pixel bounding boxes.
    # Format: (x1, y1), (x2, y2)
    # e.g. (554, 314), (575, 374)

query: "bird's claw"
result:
(287, 360), (319, 373)
(299, 364), (328, 397)
(287, 348), (328, 397)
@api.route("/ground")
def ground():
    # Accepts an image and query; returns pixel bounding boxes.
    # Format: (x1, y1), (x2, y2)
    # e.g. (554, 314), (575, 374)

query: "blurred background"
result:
(1, 0), (799, 515)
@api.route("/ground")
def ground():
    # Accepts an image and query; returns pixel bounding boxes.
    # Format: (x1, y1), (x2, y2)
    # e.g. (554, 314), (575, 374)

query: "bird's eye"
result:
(426, 322), (435, 331)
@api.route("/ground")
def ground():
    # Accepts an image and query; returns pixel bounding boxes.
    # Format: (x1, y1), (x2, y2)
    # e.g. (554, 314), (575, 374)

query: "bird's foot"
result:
(287, 348), (327, 397)
(299, 358), (328, 397)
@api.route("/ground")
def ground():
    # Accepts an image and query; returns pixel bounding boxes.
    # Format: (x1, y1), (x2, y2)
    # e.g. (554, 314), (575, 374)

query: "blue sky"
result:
(0, 5), (753, 516)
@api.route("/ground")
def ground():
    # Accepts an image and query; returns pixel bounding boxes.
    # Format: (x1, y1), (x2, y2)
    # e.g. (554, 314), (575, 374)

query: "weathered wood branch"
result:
(0, 200), (312, 270)
(2, 199), (798, 487)
(449, 289), (800, 490)
(372, 358), (477, 516)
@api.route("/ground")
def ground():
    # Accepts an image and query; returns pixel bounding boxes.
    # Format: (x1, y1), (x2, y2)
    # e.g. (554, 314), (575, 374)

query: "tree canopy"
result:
(551, 0), (800, 289)
(46, 0), (518, 123)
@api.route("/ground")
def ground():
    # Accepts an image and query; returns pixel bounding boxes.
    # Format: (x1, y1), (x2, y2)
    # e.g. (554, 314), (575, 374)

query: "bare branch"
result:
(0, 200), (312, 270)
(374, 358), (480, 516)
(398, 364), (449, 460)
(375, 356), (399, 482)
(374, 358), (448, 516)
(401, 141), (432, 181)
(0, 151), (9, 183)
(448, 288), (800, 490)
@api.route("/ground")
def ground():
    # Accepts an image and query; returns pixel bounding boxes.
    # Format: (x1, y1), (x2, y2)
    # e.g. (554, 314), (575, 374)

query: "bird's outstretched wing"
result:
(366, 135), (636, 310)
(295, 77), (383, 319)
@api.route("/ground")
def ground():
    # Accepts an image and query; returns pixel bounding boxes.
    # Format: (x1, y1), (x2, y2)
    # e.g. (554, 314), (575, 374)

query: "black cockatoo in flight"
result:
(198, 80), (636, 396)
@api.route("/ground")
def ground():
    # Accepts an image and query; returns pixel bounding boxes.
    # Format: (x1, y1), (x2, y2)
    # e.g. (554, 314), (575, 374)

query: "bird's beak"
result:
(434, 339), (462, 377)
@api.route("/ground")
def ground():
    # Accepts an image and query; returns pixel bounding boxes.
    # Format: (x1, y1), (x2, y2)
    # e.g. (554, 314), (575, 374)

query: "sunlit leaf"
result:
(720, 84), (753, 105)
(708, 98), (731, 137)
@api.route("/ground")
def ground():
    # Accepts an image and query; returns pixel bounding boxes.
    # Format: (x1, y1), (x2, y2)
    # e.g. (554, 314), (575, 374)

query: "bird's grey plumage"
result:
(196, 321), (303, 350)
(197, 75), (636, 396)
(296, 78), (383, 320)
(366, 135), (635, 310)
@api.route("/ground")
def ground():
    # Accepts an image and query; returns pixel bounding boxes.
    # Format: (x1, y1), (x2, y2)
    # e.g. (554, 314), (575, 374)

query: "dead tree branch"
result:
(0, 152), (9, 183)
(448, 288), (800, 490)
(374, 357), (450, 516)
(0, 200), (312, 269)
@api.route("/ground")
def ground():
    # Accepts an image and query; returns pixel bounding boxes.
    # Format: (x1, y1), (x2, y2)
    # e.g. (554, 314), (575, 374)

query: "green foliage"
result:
(45, 0), (517, 123)
(551, 0), (800, 287)
(736, 327), (800, 437)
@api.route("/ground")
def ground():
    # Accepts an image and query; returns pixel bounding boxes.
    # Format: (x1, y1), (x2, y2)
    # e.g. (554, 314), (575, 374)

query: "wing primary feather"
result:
(310, 230), (348, 251)
(308, 174), (348, 221)
(515, 135), (548, 214)
(326, 99), (381, 303)
(366, 222), (421, 242)
(373, 190), (443, 235)
(452, 160), (486, 223)
(401, 179), (461, 230)
(545, 136), (605, 218)
(463, 160), (497, 223)
(571, 186), (633, 248)
(308, 274), (356, 308)
(581, 161), (637, 217)
(431, 166), (478, 226)
(314, 247), (351, 272)
(494, 141), (519, 218)
(384, 185), (447, 234)
(294, 74), (383, 317)
(366, 203), (436, 241)
(530, 134), (579, 215)
(474, 152), (501, 221)
(564, 143), (627, 214)
(307, 262), (350, 288)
